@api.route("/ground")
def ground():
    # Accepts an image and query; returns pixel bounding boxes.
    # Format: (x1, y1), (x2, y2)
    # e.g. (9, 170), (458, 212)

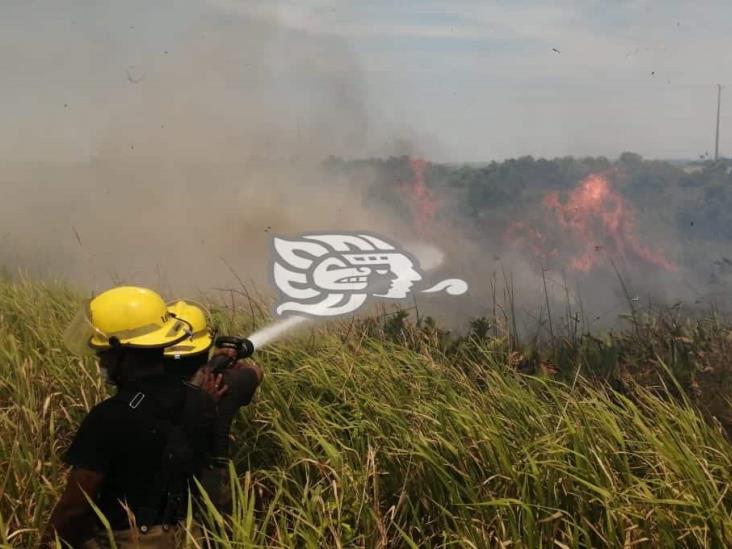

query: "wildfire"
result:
(543, 174), (675, 272)
(401, 157), (438, 235)
(504, 221), (558, 266)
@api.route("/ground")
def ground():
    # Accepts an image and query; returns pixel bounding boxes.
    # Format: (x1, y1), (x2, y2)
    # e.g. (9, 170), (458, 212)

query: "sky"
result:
(2, 0), (732, 163)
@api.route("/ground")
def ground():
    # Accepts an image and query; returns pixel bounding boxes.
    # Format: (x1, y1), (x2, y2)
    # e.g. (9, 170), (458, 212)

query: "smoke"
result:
(0, 6), (426, 300)
(375, 156), (732, 333)
(2, 3), (729, 336)
(398, 158), (438, 236)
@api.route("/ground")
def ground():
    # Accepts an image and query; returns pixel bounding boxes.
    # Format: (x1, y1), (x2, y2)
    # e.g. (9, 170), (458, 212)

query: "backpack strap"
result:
(112, 382), (200, 532)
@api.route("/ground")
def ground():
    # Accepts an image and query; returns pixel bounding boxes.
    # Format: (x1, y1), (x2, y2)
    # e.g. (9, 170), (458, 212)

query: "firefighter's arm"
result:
(236, 358), (263, 383)
(40, 468), (105, 548)
(211, 348), (263, 383)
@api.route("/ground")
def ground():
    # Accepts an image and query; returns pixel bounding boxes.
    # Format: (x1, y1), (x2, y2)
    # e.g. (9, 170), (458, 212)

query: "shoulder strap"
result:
(113, 382), (196, 531)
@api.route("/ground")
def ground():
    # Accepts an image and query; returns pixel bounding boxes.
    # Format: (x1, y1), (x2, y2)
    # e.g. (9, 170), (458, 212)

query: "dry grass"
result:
(1, 275), (732, 547)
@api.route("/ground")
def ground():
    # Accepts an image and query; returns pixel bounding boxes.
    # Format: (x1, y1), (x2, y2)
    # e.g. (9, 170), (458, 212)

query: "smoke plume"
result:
(0, 7), (420, 299)
(2, 3), (729, 335)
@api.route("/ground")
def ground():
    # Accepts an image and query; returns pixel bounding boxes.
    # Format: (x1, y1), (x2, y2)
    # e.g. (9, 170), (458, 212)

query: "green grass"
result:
(1, 275), (732, 547)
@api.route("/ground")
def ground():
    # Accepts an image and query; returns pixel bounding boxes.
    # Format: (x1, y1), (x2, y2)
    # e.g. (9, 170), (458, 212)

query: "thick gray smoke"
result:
(0, 6), (422, 297)
(2, 2), (728, 336)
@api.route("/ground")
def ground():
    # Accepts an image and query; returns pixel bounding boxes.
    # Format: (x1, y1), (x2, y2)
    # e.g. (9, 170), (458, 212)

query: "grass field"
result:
(1, 275), (732, 547)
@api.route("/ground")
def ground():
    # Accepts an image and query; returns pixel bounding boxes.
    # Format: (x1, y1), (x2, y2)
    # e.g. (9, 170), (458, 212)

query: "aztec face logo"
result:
(272, 233), (468, 317)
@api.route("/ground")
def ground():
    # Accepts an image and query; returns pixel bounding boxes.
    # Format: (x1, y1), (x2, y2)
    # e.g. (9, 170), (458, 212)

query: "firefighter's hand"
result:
(200, 368), (228, 402)
(233, 357), (255, 370)
(212, 347), (237, 360)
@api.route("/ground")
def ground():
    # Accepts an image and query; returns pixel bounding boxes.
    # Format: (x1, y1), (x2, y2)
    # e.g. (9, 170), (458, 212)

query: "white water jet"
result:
(247, 240), (452, 350)
(247, 315), (311, 349)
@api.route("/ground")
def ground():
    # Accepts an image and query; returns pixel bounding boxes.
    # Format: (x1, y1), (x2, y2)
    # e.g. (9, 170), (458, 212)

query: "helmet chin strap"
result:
(102, 348), (126, 387)
(96, 315), (188, 388)
(102, 345), (166, 388)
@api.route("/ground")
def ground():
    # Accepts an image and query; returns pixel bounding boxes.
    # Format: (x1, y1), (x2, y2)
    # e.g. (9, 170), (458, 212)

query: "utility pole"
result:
(715, 84), (723, 161)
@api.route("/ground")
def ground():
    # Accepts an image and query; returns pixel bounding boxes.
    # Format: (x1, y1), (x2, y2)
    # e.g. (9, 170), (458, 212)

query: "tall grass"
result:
(1, 275), (732, 547)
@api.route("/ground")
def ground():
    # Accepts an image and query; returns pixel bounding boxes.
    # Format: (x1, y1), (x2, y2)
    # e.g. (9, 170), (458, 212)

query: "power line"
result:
(715, 84), (723, 161)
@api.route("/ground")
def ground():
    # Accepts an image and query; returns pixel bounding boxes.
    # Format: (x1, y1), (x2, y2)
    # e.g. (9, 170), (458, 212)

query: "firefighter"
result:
(164, 300), (263, 512)
(41, 286), (216, 548)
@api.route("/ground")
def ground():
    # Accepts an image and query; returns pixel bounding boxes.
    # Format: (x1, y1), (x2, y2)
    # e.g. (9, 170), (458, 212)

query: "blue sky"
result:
(2, 0), (731, 162)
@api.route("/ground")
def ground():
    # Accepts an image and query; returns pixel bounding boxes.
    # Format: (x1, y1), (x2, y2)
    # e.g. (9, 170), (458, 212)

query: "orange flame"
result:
(544, 174), (675, 272)
(401, 157), (438, 235)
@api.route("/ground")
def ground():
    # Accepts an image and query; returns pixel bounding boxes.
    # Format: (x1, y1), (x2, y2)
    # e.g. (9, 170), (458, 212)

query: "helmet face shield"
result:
(63, 300), (108, 356)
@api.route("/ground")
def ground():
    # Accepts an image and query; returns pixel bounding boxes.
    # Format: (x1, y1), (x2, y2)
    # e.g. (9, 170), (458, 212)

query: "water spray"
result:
(247, 315), (311, 349)
(208, 316), (311, 371)
(208, 235), (464, 370)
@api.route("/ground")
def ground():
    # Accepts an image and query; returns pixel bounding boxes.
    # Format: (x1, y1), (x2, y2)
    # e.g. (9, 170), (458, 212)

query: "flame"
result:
(543, 174), (675, 272)
(401, 157), (438, 235)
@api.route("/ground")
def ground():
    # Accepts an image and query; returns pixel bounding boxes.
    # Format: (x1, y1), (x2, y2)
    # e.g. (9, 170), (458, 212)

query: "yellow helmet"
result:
(164, 300), (214, 358)
(64, 286), (191, 355)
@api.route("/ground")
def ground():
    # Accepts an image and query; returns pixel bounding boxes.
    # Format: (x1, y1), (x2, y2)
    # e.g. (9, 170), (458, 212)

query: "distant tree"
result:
(619, 151), (643, 165)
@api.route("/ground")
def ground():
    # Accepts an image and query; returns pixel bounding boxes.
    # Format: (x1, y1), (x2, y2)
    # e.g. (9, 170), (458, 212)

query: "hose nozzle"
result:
(208, 336), (255, 374)
(214, 335), (255, 358)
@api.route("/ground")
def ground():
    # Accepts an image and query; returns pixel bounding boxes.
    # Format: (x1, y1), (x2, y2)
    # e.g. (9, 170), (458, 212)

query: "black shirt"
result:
(64, 375), (215, 530)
